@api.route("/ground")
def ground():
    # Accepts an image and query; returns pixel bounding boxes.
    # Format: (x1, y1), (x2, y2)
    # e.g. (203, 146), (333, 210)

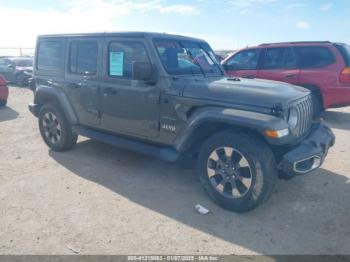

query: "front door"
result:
(65, 37), (102, 126)
(100, 37), (160, 138)
(258, 47), (300, 85)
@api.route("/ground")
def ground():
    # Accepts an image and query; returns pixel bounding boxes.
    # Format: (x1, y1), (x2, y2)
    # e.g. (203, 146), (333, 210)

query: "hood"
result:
(183, 77), (310, 109)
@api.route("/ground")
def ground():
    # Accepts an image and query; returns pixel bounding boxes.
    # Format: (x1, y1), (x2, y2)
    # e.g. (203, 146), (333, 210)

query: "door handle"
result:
(286, 74), (296, 78)
(242, 75), (255, 79)
(68, 83), (81, 89)
(103, 88), (118, 96)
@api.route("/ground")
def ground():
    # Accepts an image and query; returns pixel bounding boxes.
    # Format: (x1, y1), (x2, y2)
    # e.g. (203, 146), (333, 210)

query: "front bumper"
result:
(282, 122), (335, 177)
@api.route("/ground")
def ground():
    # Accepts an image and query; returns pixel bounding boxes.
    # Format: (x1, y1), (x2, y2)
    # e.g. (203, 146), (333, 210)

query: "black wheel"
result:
(38, 104), (77, 151)
(0, 100), (7, 107)
(311, 92), (323, 118)
(197, 131), (277, 213)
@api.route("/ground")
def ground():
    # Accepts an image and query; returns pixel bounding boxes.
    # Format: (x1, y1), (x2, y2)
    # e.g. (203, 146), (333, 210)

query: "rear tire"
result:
(197, 131), (277, 213)
(38, 104), (77, 151)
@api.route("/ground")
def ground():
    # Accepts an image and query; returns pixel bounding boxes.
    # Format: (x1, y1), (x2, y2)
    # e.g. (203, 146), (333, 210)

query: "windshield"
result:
(153, 39), (223, 76)
(14, 59), (33, 67)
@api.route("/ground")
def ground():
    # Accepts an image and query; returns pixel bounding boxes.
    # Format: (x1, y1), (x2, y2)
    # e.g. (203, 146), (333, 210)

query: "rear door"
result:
(296, 46), (338, 87)
(65, 37), (102, 126)
(258, 47), (300, 85)
(223, 49), (261, 78)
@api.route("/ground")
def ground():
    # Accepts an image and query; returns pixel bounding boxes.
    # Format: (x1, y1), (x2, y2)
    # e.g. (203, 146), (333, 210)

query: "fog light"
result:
(265, 128), (289, 138)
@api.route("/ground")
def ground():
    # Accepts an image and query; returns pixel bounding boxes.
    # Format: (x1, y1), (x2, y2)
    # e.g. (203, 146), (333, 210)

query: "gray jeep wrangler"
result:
(29, 32), (335, 212)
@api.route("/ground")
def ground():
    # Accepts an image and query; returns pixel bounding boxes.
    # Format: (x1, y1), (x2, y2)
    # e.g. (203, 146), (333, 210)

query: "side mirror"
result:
(132, 62), (153, 81)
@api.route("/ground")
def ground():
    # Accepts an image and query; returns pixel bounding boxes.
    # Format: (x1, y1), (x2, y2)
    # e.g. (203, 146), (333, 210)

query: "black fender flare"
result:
(174, 107), (290, 152)
(33, 86), (78, 125)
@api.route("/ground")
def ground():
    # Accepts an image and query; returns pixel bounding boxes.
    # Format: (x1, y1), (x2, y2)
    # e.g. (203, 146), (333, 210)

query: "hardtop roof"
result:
(37, 31), (206, 42)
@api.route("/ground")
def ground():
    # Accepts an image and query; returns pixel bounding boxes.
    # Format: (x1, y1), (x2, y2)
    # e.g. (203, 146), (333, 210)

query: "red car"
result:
(222, 41), (350, 114)
(0, 75), (9, 106)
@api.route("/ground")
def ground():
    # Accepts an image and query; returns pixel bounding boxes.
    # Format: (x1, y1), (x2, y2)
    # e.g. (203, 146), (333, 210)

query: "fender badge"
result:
(161, 123), (176, 132)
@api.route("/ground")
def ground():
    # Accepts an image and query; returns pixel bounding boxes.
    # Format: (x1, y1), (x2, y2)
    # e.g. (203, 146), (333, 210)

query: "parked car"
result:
(222, 41), (350, 115)
(0, 75), (9, 106)
(29, 32), (334, 212)
(0, 56), (33, 86)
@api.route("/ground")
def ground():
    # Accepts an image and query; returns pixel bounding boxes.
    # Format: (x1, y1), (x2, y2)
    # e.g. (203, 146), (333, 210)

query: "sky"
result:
(0, 0), (349, 51)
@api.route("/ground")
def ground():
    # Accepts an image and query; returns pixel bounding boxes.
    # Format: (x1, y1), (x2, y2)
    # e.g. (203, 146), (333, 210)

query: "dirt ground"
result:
(0, 86), (349, 255)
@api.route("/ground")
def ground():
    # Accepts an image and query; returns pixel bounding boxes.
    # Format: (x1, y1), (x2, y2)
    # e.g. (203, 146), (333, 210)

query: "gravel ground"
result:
(0, 86), (349, 255)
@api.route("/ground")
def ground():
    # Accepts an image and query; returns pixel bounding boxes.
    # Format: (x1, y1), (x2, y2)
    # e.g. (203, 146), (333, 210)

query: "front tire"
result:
(197, 131), (277, 213)
(38, 104), (77, 151)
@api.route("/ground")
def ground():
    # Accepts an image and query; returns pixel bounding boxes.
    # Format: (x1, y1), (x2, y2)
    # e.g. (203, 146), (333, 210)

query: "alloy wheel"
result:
(42, 112), (62, 144)
(207, 147), (253, 198)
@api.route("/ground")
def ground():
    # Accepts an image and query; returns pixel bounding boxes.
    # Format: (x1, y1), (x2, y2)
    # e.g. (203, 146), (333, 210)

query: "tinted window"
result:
(69, 41), (98, 75)
(296, 46), (335, 69)
(226, 49), (260, 70)
(37, 41), (63, 71)
(153, 39), (221, 75)
(262, 47), (296, 69)
(14, 59), (33, 67)
(335, 44), (350, 66)
(108, 41), (149, 79)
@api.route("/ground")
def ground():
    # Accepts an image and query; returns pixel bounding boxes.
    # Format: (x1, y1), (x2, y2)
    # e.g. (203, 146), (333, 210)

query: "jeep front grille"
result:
(294, 95), (313, 138)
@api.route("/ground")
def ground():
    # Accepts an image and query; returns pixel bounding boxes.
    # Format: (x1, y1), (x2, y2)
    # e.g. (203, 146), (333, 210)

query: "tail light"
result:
(340, 67), (350, 84)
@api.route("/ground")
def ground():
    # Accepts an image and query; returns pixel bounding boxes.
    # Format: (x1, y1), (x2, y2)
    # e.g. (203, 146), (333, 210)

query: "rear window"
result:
(14, 59), (33, 67)
(335, 44), (350, 66)
(262, 47), (297, 69)
(69, 41), (98, 75)
(296, 46), (335, 69)
(37, 40), (64, 71)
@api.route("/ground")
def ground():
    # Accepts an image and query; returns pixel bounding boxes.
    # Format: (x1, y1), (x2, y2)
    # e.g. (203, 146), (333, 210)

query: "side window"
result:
(37, 40), (63, 71)
(108, 41), (149, 79)
(69, 41), (98, 75)
(226, 49), (260, 70)
(262, 48), (285, 69)
(262, 47), (297, 69)
(296, 46), (335, 69)
(155, 43), (202, 75)
(284, 48), (297, 69)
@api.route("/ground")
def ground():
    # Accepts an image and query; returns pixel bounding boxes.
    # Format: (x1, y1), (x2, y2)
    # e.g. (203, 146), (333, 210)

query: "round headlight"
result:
(288, 107), (298, 129)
